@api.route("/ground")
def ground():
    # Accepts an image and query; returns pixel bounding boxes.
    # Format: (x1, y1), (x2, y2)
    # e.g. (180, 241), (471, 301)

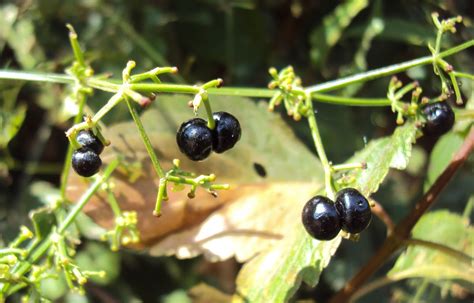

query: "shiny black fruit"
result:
(422, 102), (455, 136)
(176, 118), (213, 161)
(335, 188), (371, 234)
(72, 148), (102, 177)
(212, 112), (241, 153)
(76, 130), (104, 154)
(302, 196), (341, 240)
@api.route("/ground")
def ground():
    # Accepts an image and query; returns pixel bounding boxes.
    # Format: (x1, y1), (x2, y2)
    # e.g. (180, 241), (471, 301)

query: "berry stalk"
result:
(304, 93), (336, 200)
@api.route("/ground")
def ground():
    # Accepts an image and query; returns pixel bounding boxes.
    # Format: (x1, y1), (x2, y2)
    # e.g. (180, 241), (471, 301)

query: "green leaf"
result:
(0, 105), (26, 148)
(424, 132), (464, 191)
(233, 121), (418, 302)
(388, 210), (474, 286)
(341, 121), (418, 194)
(309, 0), (369, 68)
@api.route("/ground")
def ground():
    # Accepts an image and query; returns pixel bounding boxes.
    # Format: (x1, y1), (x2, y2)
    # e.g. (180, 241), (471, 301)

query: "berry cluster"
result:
(72, 130), (105, 177)
(421, 101), (455, 137)
(302, 188), (371, 241)
(176, 111), (241, 161)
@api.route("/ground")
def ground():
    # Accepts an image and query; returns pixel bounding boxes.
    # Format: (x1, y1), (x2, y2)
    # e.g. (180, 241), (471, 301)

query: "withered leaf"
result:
(67, 95), (322, 250)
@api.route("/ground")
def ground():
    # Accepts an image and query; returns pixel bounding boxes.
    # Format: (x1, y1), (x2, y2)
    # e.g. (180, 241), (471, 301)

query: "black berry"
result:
(76, 130), (104, 155)
(212, 112), (241, 153)
(176, 118), (213, 161)
(72, 148), (102, 177)
(302, 196), (341, 241)
(422, 102), (455, 136)
(335, 188), (371, 234)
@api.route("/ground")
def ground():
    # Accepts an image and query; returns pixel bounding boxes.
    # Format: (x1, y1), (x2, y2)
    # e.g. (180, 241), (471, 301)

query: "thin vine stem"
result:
(304, 93), (335, 200)
(306, 39), (474, 93)
(0, 39), (471, 106)
(124, 98), (165, 179)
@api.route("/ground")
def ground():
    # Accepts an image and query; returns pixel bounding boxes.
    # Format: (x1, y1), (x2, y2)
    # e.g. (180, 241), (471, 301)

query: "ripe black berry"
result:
(302, 196), (341, 241)
(422, 102), (455, 136)
(176, 118), (213, 161)
(72, 148), (102, 177)
(76, 130), (104, 155)
(335, 188), (371, 234)
(212, 112), (241, 153)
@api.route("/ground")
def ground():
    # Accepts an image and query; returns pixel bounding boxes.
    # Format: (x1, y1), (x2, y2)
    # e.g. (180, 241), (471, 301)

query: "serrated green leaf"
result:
(233, 121), (418, 302)
(388, 210), (473, 286)
(342, 121), (418, 194)
(309, 0), (369, 68)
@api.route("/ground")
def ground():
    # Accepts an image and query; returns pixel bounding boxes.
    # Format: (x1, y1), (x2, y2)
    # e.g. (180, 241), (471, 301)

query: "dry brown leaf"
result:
(149, 182), (318, 262)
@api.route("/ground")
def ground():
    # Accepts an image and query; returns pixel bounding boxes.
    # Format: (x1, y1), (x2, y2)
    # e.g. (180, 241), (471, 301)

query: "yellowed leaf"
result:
(149, 182), (319, 262)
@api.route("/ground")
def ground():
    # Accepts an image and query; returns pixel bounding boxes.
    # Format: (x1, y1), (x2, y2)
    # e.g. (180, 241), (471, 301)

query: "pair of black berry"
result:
(176, 111), (241, 161)
(302, 188), (372, 241)
(72, 130), (104, 177)
(421, 101), (455, 137)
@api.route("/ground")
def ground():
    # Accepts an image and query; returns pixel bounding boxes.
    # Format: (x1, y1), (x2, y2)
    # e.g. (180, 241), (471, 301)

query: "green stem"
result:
(306, 39), (474, 93)
(106, 188), (122, 217)
(452, 71), (474, 80)
(124, 99), (165, 178)
(332, 162), (366, 172)
(3, 159), (119, 296)
(312, 93), (391, 106)
(60, 92), (87, 200)
(202, 95), (216, 130)
(92, 92), (124, 123)
(0, 248), (24, 257)
(304, 93), (335, 199)
(66, 24), (85, 68)
(0, 40), (472, 105)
